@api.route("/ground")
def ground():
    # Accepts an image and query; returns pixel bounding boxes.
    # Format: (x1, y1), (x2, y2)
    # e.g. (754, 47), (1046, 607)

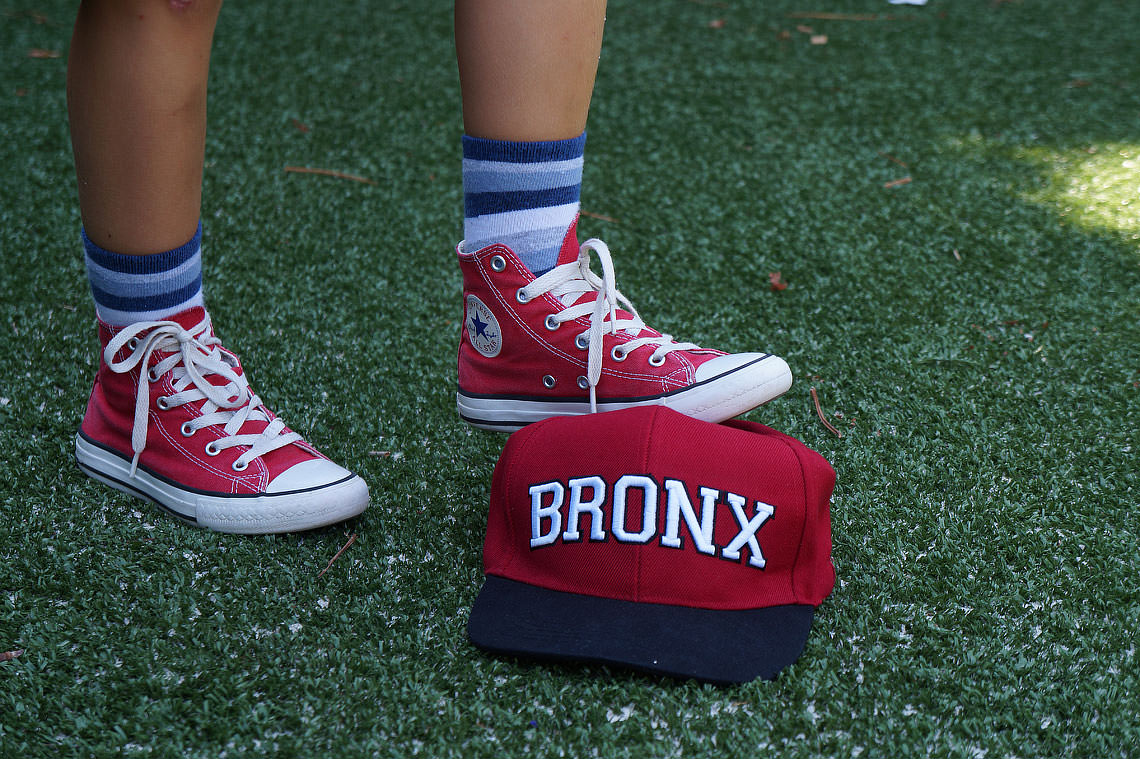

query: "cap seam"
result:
(634, 408), (659, 604)
(498, 420), (547, 576)
(776, 432), (811, 603)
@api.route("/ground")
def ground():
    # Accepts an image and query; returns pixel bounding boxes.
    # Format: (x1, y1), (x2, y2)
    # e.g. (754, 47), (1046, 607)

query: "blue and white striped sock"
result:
(83, 223), (205, 327)
(463, 132), (585, 276)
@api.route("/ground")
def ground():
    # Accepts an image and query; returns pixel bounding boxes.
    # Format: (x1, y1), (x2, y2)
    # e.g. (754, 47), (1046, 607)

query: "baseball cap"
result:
(467, 405), (836, 685)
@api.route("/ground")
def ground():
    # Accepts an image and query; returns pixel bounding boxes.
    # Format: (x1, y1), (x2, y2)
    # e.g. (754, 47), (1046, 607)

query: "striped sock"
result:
(463, 132), (585, 276)
(83, 223), (205, 327)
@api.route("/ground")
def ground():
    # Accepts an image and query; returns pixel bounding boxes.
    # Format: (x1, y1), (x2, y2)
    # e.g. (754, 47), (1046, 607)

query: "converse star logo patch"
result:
(466, 294), (502, 358)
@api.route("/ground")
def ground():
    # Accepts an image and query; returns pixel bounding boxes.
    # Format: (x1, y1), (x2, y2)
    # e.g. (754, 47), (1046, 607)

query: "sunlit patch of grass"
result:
(1019, 143), (1140, 242)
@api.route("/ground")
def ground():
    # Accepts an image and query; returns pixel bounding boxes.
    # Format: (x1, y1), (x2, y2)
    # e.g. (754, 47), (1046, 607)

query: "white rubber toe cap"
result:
(266, 458), (356, 494)
(693, 352), (781, 382)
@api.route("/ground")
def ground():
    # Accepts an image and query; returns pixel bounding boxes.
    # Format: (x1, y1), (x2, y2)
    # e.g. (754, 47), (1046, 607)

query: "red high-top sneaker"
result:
(75, 307), (369, 533)
(456, 221), (792, 431)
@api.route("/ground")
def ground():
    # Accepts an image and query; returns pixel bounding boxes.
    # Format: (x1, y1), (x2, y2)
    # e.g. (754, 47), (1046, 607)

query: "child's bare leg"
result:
(455, 0), (605, 142)
(68, 0), (221, 254)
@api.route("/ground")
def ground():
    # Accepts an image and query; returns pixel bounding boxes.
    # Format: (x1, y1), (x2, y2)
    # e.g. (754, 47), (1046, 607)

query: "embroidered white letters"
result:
(528, 475), (775, 569)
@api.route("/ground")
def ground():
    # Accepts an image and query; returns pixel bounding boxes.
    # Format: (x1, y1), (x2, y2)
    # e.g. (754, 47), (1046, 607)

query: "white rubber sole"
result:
(75, 434), (370, 534)
(458, 354), (793, 432)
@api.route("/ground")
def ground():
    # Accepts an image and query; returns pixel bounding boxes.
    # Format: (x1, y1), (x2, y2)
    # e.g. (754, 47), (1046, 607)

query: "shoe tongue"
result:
(149, 306), (241, 386)
(554, 215), (581, 268)
(152, 306), (220, 360)
(549, 219), (658, 339)
(167, 306), (210, 334)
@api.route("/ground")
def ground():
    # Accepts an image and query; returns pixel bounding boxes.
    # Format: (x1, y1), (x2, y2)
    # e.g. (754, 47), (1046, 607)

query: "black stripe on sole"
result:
(76, 458), (199, 526)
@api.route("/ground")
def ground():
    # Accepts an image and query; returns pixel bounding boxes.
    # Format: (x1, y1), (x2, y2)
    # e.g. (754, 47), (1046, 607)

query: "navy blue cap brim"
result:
(468, 575), (816, 685)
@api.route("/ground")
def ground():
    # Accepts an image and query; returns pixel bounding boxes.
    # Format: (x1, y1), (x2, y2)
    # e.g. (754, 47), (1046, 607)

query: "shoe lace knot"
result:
(518, 238), (699, 412)
(104, 314), (301, 476)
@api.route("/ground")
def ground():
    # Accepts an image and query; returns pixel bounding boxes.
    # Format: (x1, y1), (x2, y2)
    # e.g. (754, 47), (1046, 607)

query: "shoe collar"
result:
(553, 214), (582, 268)
(99, 306), (211, 345)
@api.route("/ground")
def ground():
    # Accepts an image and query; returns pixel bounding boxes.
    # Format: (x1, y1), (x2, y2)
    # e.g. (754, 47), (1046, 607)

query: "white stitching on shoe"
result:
(104, 314), (302, 477)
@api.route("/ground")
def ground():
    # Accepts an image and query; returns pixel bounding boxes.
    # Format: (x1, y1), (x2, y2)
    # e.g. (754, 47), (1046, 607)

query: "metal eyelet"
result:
(490, 255), (506, 272)
(204, 441), (220, 457)
(611, 346), (628, 362)
(155, 396), (170, 411)
(542, 375), (556, 389)
(544, 315), (560, 331)
(648, 354), (667, 367)
(180, 421), (195, 437)
(231, 459), (249, 472)
(575, 334), (589, 350)
(147, 367), (160, 382)
(577, 376), (590, 390)
(516, 288), (531, 304)
(127, 337), (139, 350)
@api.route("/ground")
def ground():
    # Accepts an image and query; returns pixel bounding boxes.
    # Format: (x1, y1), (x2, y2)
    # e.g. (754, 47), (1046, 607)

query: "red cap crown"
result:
(483, 406), (836, 611)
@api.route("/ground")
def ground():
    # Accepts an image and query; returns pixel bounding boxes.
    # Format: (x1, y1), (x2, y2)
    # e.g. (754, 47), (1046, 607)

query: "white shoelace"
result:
(104, 314), (301, 477)
(517, 238), (699, 412)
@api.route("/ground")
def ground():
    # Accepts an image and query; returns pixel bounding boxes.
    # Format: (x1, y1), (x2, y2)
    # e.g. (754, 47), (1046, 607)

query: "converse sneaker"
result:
(456, 224), (792, 431)
(74, 307), (370, 533)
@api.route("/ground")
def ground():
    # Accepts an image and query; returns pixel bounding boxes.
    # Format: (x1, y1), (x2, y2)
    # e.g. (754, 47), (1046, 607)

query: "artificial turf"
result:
(1, 0), (1138, 756)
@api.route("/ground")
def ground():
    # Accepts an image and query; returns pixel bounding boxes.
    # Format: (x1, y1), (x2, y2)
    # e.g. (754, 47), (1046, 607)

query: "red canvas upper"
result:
(482, 406), (836, 611)
(80, 307), (325, 495)
(457, 219), (728, 401)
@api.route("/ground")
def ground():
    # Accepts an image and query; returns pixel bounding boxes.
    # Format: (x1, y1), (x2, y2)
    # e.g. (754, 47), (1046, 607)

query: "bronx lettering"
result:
(564, 475), (607, 542)
(721, 492), (774, 569)
(612, 475), (657, 543)
(529, 481), (564, 548)
(526, 475), (775, 569)
(660, 480), (717, 556)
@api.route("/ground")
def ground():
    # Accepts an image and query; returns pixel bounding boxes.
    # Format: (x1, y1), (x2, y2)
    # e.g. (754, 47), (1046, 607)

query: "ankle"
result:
(83, 223), (204, 327)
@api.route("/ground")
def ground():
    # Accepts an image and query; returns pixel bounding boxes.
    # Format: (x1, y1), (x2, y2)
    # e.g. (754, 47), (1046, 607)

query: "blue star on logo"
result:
(470, 312), (491, 340)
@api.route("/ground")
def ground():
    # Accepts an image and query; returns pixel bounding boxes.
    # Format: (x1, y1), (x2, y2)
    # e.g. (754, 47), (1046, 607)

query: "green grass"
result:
(2, 0), (1138, 756)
